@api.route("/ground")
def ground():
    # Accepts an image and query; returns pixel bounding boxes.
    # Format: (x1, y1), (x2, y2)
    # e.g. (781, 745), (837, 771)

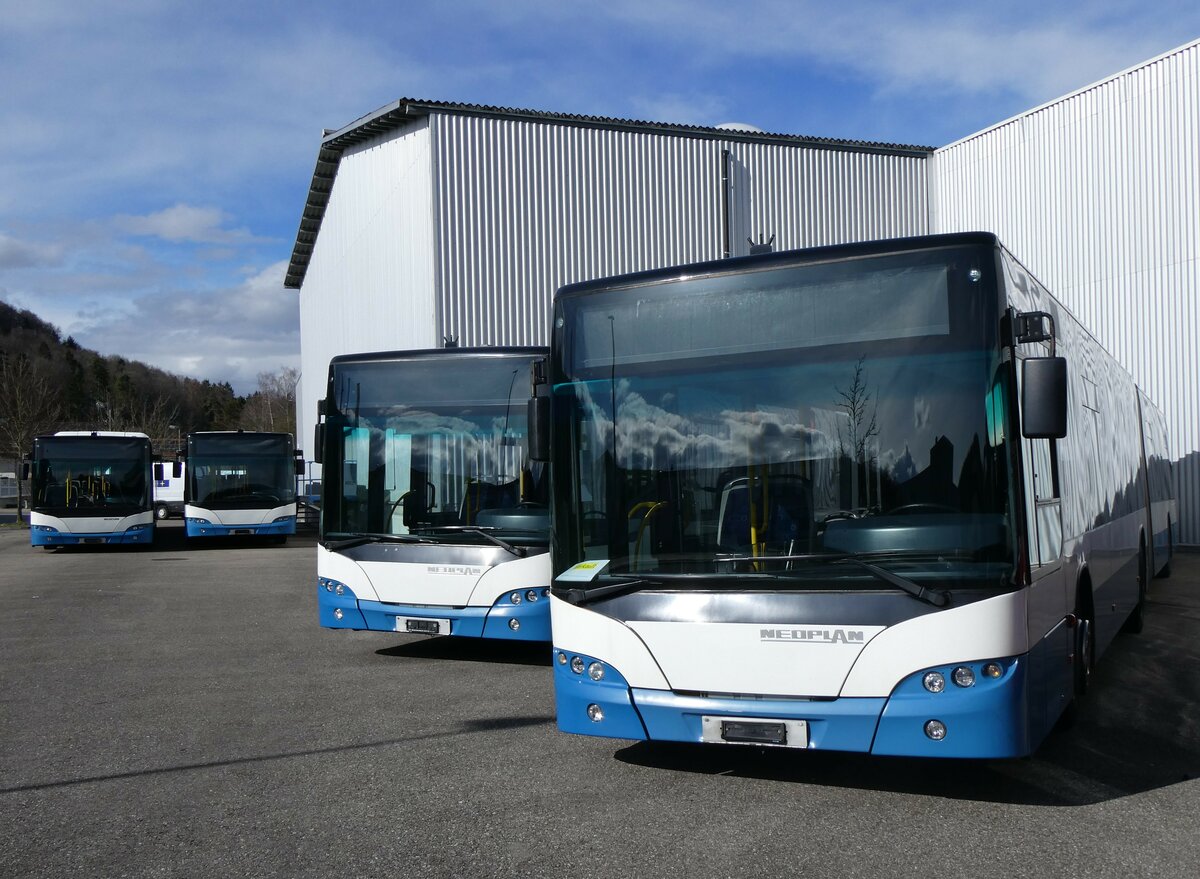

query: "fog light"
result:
(333, 608), (343, 621)
(587, 661), (605, 681)
(587, 704), (604, 722)
(982, 662), (1003, 679)
(509, 591), (522, 605)
(557, 652), (567, 666)
(952, 666), (976, 688)
(922, 671), (946, 693)
(525, 589), (539, 602)
(508, 618), (520, 631)
(570, 656), (585, 674)
(335, 584), (345, 596)
(924, 719), (947, 740)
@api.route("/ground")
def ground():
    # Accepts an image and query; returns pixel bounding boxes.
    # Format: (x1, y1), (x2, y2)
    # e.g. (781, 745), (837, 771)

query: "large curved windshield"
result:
(321, 352), (548, 546)
(188, 433), (296, 510)
(32, 436), (151, 515)
(551, 245), (1014, 586)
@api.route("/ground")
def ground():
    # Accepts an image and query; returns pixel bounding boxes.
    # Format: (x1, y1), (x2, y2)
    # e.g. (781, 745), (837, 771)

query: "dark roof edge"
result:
(285, 98), (936, 289)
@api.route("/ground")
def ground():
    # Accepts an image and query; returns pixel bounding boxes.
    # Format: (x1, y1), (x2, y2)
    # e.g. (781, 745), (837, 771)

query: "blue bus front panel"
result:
(185, 515), (296, 538)
(317, 578), (551, 641)
(553, 648), (1033, 758)
(31, 523), (154, 546)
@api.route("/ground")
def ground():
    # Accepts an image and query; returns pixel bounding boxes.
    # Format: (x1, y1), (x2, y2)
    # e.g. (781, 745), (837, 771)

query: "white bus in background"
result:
(152, 460), (185, 520)
(536, 232), (1176, 759)
(184, 431), (303, 541)
(28, 431), (155, 547)
(314, 346), (552, 641)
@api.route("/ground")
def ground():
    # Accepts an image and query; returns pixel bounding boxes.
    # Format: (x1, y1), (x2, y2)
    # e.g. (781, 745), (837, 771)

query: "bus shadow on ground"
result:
(615, 593), (1200, 807)
(376, 637), (554, 668)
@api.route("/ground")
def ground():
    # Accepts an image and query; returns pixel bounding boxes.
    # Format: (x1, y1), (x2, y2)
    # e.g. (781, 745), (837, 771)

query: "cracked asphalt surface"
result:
(2, 523), (1198, 878)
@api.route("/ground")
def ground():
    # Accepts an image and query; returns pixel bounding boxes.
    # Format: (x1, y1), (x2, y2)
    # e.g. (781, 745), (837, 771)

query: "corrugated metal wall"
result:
(430, 114), (929, 348)
(298, 119), (438, 449)
(931, 40), (1200, 544)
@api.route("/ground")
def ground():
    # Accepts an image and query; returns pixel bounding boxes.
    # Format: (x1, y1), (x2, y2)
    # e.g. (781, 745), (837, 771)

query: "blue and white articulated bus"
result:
(28, 431), (155, 547)
(535, 232), (1176, 759)
(184, 431), (302, 540)
(315, 346), (552, 641)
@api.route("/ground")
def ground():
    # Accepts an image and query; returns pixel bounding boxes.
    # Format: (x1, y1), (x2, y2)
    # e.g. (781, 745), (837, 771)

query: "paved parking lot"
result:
(2, 522), (1198, 878)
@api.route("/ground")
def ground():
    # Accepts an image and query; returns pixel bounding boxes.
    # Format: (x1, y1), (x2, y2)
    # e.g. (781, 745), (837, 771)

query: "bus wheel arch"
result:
(1122, 535), (1148, 634)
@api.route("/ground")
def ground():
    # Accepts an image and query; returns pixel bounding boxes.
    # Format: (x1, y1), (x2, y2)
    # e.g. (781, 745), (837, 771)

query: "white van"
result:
(152, 460), (185, 519)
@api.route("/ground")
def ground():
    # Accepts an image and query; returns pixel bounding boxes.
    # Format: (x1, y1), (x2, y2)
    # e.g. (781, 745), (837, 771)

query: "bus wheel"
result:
(1122, 544), (1147, 634)
(154, 504), (169, 521)
(1073, 596), (1095, 698)
(1157, 519), (1172, 579)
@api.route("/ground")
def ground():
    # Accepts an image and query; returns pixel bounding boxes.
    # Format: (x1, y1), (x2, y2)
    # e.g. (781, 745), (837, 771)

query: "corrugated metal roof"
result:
(285, 98), (935, 289)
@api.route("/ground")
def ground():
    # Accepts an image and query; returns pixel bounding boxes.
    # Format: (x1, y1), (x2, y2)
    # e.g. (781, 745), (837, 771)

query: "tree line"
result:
(0, 301), (298, 514)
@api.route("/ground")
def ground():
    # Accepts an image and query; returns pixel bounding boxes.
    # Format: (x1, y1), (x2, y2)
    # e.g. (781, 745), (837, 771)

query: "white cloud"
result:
(0, 231), (63, 268)
(117, 204), (254, 244)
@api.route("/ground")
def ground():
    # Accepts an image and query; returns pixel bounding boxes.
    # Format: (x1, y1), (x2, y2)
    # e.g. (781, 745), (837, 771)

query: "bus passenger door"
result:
(1018, 357), (1070, 732)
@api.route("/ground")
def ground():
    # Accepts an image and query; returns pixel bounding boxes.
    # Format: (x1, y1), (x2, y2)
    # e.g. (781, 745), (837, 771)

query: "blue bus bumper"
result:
(31, 524), (154, 547)
(186, 516), (296, 537)
(317, 579), (551, 641)
(552, 650), (1031, 759)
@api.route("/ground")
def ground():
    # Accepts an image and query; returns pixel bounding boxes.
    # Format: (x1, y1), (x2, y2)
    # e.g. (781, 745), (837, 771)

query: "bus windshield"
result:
(32, 436), (151, 515)
(321, 352), (548, 545)
(188, 433), (296, 510)
(551, 244), (1014, 585)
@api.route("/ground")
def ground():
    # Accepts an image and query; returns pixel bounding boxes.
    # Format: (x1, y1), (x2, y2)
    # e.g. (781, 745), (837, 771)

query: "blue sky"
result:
(1, 1), (1197, 394)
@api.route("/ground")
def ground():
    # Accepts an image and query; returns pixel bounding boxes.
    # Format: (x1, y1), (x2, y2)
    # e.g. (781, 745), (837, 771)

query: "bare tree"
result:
(834, 356), (880, 509)
(240, 366), (299, 436)
(0, 354), (63, 522)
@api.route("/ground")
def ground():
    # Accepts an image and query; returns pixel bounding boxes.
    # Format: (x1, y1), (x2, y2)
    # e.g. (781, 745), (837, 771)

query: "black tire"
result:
(1157, 520), (1173, 579)
(1073, 588), (1095, 698)
(154, 504), (169, 521)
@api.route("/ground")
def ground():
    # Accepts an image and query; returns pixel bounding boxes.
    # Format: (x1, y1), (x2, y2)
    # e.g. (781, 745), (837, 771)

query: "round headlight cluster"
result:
(570, 655), (585, 675)
(952, 666), (976, 688)
(587, 662), (605, 681)
(525, 589), (539, 603)
(922, 671), (946, 693)
(509, 591), (522, 605)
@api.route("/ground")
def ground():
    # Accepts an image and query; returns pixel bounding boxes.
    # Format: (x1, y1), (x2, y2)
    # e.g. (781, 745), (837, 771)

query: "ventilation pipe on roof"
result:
(748, 233), (775, 255)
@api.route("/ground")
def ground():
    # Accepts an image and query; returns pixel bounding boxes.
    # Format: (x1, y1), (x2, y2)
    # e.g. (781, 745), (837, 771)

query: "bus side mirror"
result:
(294, 452), (306, 476)
(1022, 357), (1068, 439)
(528, 396), (550, 462)
(313, 424), (325, 465)
(172, 461), (182, 479)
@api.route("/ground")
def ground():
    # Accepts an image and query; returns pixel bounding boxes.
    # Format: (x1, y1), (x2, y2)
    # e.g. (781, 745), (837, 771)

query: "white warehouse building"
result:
(288, 38), (1200, 544)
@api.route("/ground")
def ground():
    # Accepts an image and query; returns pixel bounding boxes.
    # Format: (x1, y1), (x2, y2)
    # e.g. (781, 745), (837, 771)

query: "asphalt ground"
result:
(2, 522), (1198, 878)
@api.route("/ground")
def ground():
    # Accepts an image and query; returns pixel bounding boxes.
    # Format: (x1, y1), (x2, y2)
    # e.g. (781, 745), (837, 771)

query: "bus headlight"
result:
(570, 656), (585, 675)
(587, 661), (605, 681)
(333, 608), (344, 621)
(509, 591), (522, 605)
(922, 671), (946, 693)
(556, 651), (568, 666)
(924, 720), (947, 740)
(525, 589), (539, 602)
(587, 704), (604, 722)
(335, 584), (345, 596)
(952, 666), (976, 688)
(982, 662), (1003, 679)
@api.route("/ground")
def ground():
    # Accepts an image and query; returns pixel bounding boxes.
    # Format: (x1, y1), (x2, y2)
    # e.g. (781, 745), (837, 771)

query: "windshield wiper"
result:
(558, 576), (654, 605)
(326, 532), (437, 551)
(714, 551), (950, 607)
(841, 557), (950, 607)
(414, 525), (526, 557)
